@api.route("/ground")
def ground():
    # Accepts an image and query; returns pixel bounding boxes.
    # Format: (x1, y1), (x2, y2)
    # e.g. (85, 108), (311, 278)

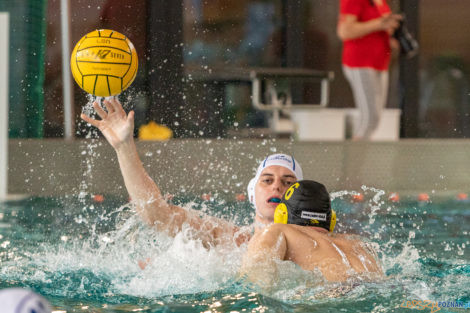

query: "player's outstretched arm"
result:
(80, 98), (250, 246)
(81, 98), (164, 225)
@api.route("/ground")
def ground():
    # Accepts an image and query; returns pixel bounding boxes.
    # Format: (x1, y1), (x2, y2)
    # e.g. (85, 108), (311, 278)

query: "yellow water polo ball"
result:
(70, 29), (138, 97)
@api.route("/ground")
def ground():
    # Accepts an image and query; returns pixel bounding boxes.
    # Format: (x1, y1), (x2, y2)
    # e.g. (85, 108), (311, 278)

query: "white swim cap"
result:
(247, 154), (303, 208)
(0, 288), (52, 313)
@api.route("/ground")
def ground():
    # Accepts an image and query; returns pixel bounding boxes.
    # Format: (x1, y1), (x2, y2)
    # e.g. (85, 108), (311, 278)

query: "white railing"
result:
(60, 0), (74, 139)
(0, 13), (9, 200)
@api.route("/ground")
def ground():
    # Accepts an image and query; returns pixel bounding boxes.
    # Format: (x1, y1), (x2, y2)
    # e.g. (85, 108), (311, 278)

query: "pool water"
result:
(0, 191), (469, 312)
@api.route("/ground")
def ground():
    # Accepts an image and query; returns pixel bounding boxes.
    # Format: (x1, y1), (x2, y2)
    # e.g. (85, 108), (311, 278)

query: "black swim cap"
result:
(274, 180), (336, 232)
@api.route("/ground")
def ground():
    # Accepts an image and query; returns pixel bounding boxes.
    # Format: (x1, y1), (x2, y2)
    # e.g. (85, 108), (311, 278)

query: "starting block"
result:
(185, 66), (336, 137)
(290, 109), (346, 141)
(249, 68), (334, 135)
(346, 108), (401, 141)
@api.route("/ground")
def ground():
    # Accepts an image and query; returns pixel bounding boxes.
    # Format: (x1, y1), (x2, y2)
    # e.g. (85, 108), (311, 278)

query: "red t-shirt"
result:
(340, 0), (391, 70)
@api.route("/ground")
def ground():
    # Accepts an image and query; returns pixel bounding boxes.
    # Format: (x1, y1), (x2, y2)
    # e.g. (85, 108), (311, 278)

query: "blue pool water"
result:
(0, 191), (469, 312)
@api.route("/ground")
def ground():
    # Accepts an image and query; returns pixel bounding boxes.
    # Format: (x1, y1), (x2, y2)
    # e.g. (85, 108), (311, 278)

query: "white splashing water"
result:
(3, 200), (250, 298)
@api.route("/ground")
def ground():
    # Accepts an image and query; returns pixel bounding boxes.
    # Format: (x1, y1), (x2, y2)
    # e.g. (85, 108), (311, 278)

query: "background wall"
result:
(36, 0), (470, 139)
(8, 139), (470, 198)
(419, 0), (470, 66)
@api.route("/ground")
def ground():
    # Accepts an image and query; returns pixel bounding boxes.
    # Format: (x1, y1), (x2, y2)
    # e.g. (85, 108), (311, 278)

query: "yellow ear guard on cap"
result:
(274, 179), (337, 233)
(274, 203), (288, 224)
(274, 203), (336, 232)
(329, 210), (336, 232)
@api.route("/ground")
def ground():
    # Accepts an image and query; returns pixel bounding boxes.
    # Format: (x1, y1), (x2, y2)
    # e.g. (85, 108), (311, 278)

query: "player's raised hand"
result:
(80, 98), (134, 150)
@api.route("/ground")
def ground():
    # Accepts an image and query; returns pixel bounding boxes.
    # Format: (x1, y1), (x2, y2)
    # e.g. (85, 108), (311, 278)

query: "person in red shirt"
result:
(337, 0), (401, 140)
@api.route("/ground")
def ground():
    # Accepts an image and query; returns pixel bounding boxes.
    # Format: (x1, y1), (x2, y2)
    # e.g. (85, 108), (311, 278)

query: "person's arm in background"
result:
(390, 36), (400, 53)
(337, 13), (402, 41)
(81, 98), (250, 246)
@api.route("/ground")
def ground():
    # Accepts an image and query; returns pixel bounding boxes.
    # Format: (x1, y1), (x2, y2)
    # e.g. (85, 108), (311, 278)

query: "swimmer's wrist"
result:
(115, 138), (136, 154)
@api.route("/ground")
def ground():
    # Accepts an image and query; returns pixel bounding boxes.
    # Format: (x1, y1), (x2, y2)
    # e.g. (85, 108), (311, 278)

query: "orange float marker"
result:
(388, 192), (400, 203)
(201, 194), (211, 201)
(417, 193), (430, 202)
(352, 193), (364, 202)
(93, 194), (104, 203)
(456, 193), (468, 201)
(235, 193), (246, 202)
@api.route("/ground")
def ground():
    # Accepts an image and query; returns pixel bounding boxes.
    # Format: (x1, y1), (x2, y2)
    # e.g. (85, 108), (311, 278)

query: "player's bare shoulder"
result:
(331, 233), (370, 248)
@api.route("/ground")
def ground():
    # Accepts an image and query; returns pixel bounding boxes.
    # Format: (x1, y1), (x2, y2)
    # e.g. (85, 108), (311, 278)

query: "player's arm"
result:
(80, 98), (248, 246)
(337, 13), (401, 40)
(239, 223), (287, 286)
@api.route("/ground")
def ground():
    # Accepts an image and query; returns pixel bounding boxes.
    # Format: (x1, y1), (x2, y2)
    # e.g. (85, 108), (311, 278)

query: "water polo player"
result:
(273, 180), (336, 231)
(81, 98), (381, 282)
(247, 153), (303, 227)
(241, 180), (382, 283)
(81, 98), (301, 244)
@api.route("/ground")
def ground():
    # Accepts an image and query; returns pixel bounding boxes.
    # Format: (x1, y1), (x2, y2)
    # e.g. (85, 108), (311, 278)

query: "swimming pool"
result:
(0, 191), (469, 312)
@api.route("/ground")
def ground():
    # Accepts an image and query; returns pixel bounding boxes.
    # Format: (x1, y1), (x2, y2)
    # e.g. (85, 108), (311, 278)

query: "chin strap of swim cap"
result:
(247, 154), (303, 209)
